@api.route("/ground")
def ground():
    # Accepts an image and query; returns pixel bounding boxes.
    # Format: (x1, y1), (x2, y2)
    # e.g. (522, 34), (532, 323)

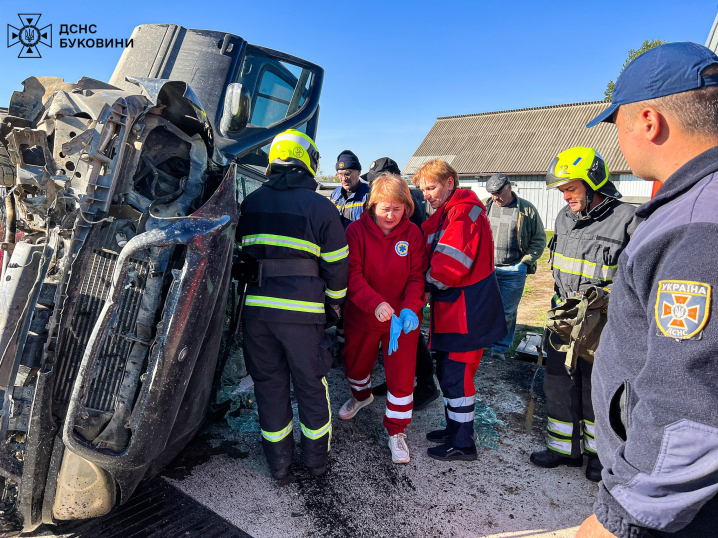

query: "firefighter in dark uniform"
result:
(330, 150), (370, 228)
(239, 129), (349, 483)
(529, 147), (638, 482)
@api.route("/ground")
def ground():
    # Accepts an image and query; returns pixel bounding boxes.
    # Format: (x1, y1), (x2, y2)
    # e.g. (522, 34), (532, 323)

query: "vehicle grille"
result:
(53, 249), (149, 413)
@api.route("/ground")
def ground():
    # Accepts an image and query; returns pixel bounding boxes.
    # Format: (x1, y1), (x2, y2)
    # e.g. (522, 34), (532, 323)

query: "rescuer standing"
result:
(330, 150), (370, 228)
(239, 130), (348, 483)
(529, 147), (638, 482)
(576, 42), (718, 538)
(484, 173), (546, 360)
(414, 158), (506, 461)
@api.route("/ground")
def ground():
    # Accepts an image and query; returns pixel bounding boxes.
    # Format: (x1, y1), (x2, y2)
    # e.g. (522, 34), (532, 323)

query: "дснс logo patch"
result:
(8, 14), (52, 58)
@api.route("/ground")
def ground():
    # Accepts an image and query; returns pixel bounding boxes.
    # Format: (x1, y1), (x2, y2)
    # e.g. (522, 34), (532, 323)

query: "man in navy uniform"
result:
(330, 150), (370, 228)
(576, 42), (718, 538)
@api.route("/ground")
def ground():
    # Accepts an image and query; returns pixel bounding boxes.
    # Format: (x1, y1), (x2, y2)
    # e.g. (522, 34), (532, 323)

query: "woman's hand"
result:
(375, 302), (395, 322)
(422, 292), (431, 304)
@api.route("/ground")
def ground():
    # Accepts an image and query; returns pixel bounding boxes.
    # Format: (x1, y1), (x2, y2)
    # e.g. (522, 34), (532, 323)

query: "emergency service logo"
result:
(7, 14), (51, 58)
(656, 280), (712, 339)
(395, 241), (409, 257)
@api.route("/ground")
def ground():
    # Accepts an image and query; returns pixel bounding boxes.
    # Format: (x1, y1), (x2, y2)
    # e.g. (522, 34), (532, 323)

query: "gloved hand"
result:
(388, 314), (402, 355)
(399, 309), (419, 334)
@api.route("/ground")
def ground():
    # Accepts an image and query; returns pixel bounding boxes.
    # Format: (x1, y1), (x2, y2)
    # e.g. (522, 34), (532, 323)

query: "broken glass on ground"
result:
(440, 397), (506, 450)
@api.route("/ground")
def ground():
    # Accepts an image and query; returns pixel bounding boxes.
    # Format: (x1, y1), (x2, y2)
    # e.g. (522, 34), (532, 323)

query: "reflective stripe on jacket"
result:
(330, 181), (371, 228)
(422, 189), (507, 353)
(550, 198), (638, 301)
(239, 168), (349, 324)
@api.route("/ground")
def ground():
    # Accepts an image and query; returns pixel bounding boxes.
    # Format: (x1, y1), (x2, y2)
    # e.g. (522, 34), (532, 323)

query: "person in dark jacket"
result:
(339, 173), (427, 463)
(239, 129), (348, 484)
(576, 42), (718, 538)
(365, 157), (441, 410)
(529, 147), (638, 483)
(484, 173), (546, 360)
(414, 158), (506, 461)
(330, 150), (370, 228)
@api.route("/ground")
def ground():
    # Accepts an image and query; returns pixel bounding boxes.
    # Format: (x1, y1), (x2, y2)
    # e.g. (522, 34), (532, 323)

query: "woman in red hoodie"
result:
(339, 173), (428, 464)
(414, 158), (506, 462)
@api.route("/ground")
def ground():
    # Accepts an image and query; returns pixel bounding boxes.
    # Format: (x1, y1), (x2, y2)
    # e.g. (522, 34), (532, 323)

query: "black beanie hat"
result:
(336, 150), (361, 171)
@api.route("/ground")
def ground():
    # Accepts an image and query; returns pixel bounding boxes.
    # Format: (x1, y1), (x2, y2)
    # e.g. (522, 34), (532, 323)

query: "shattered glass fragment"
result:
(439, 397), (506, 450)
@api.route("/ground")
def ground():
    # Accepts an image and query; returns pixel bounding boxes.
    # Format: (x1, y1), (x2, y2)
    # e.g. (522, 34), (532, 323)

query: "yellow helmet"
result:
(267, 129), (320, 177)
(546, 146), (609, 192)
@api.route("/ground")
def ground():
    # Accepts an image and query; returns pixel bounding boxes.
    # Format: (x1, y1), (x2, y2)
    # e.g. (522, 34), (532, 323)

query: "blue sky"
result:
(1, 0), (716, 174)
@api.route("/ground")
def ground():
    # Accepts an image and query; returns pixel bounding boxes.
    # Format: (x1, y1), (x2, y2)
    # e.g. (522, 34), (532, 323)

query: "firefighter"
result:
(239, 129), (349, 483)
(577, 42), (718, 538)
(330, 150), (369, 346)
(330, 150), (370, 228)
(529, 147), (638, 482)
(365, 157), (441, 410)
(414, 158), (506, 461)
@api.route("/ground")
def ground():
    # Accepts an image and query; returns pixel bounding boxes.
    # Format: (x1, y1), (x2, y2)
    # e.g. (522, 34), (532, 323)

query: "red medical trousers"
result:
(343, 321), (419, 436)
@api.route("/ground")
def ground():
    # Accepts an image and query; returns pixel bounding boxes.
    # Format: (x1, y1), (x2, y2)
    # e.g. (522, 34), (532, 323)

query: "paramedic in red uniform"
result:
(414, 158), (506, 461)
(338, 173), (428, 464)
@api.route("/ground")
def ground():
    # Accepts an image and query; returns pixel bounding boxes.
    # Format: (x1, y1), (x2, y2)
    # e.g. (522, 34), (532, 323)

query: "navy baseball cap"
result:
(587, 42), (718, 128)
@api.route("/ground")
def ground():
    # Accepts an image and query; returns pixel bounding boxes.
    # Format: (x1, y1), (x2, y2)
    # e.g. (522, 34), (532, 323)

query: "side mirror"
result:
(220, 83), (251, 136)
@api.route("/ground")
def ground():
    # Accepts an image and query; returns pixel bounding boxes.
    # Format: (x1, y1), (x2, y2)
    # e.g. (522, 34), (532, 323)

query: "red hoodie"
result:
(345, 211), (428, 333)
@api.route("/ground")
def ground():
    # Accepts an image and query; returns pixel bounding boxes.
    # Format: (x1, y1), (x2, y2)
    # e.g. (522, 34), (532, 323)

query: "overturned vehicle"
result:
(0, 24), (323, 532)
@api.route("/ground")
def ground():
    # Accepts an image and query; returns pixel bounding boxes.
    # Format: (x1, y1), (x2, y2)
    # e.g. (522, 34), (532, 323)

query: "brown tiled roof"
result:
(403, 101), (630, 175)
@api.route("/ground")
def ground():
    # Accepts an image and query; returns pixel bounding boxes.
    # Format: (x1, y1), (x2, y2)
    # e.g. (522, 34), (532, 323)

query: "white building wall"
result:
(458, 174), (652, 229)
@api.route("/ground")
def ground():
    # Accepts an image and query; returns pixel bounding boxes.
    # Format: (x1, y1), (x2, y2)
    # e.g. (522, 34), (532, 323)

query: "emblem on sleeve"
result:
(395, 241), (409, 257)
(656, 280), (712, 339)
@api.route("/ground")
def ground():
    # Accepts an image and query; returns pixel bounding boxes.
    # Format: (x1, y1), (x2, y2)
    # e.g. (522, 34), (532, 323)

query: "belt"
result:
(260, 258), (319, 279)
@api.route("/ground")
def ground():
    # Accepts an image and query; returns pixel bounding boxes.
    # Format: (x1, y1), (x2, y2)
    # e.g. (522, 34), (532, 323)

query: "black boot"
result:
(413, 384), (441, 411)
(529, 449), (582, 468)
(585, 455), (603, 482)
(308, 464), (327, 477)
(427, 442), (477, 461)
(372, 381), (388, 396)
(426, 429), (451, 443)
(271, 466), (296, 486)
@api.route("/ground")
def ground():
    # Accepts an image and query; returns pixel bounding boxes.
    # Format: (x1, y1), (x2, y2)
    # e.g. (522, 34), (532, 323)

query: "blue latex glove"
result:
(399, 308), (419, 334)
(388, 314), (402, 355)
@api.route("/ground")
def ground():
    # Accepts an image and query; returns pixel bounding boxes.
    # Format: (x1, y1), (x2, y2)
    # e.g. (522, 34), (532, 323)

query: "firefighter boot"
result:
(530, 449), (583, 468)
(585, 455), (603, 482)
(271, 466), (296, 486)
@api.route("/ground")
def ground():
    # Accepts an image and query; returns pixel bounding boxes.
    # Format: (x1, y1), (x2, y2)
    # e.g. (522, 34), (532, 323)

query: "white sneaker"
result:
(388, 433), (410, 464)
(339, 394), (374, 420)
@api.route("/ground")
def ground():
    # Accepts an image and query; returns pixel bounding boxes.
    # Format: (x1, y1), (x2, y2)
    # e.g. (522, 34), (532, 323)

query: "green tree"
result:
(605, 39), (669, 101)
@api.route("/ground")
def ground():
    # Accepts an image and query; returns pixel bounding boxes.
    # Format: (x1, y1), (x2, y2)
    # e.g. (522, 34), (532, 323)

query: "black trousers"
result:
(543, 330), (596, 458)
(415, 332), (435, 388)
(243, 319), (333, 471)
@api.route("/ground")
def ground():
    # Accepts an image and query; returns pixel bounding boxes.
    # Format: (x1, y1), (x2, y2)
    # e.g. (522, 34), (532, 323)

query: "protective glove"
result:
(399, 308), (419, 334)
(388, 314), (402, 355)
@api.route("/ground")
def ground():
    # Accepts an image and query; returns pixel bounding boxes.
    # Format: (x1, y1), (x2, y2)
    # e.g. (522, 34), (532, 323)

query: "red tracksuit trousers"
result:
(343, 321), (419, 436)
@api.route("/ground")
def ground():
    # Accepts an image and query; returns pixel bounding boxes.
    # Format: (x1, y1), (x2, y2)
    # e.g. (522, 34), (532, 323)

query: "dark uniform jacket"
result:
(549, 197), (638, 305)
(593, 147), (718, 538)
(330, 181), (371, 228)
(239, 168), (349, 325)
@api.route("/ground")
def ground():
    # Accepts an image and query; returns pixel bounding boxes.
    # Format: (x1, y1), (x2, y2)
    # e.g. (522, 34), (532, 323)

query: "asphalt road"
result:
(163, 352), (596, 538)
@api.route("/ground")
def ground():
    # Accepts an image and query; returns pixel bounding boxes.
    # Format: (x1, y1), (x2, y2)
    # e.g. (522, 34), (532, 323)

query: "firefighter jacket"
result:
(549, 197), (639, 304)
(423, 188), (506, 354)
(239, 168), (349, 325)
(593, 146), (718, 538)
(330, 181), (371, 228)
(345, 211), (427, 333)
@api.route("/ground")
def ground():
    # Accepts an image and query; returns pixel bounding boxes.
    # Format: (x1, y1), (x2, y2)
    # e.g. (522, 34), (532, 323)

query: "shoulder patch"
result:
(656, 280), (712, 339)
(395, 241), (409, 257)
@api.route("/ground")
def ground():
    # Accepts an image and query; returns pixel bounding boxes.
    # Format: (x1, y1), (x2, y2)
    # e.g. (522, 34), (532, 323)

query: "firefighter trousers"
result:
(343, 322), (419, 436)
(243, 319), (333, 472)
(435, 350), (483, 448)
(543, 330), (596, 459)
